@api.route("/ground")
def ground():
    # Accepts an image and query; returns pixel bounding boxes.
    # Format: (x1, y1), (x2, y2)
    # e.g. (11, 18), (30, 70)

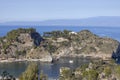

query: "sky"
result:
(0, 0), (120, 22)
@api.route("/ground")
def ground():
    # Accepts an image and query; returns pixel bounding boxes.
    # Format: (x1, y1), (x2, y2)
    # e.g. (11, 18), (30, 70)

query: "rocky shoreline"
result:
(0, 57), (52, 63)
(0, 53), (111, 63)
(0, 58), (52, 63)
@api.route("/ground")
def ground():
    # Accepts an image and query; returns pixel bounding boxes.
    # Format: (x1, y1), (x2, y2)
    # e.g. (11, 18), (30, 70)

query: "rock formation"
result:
(0, 28), (119, 62)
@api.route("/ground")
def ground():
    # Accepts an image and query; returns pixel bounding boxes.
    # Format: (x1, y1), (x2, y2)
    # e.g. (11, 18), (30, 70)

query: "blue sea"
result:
(0, 26), (120, 41)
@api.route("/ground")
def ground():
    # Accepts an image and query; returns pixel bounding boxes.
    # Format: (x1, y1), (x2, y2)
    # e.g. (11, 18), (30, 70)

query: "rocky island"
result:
(0, 28), (119, 63)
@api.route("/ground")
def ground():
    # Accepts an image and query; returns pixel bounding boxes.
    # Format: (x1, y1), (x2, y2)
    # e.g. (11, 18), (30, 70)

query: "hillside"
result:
(0, 28), (119, 62)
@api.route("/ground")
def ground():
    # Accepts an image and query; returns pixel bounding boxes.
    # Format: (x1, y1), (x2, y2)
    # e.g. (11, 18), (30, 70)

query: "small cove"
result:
(0, 57), (91, 79)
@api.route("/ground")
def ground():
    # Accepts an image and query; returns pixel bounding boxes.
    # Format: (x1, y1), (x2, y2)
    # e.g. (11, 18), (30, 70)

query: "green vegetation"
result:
(78, 64), (89, 72)
(0, 37), (3, 43)
(19, 63), (39, 80)
(45, 43), (58, 53)
(60, 41), (71, 47)
(59, 67), (75, 80)
(43, 30), (71, 39)
(40, 71), (48, 80)
(103, 66), (111, 77)
(83, 69), (98, 80)
(115, 65), (120, 79)
(6, 28), (36, 41)
(59, 60), (120, 80)
(19, 63), (47, 80)
(2, 41), (11, 50)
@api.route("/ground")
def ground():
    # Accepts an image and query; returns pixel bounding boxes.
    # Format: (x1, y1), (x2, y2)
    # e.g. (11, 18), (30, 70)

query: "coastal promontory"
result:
(0, 28), (119, 62)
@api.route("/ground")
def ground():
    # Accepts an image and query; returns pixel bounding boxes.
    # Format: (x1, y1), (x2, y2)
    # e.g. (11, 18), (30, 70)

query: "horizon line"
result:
(1, 16), (120, 23)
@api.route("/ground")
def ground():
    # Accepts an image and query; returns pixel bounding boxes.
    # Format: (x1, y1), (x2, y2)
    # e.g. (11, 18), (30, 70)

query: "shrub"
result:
(40, 71), (48, 80)
(19, 63), (39, 80)
(80, 64), (89, 72)
(104, 66), (111, 77)
(82, 69), (98, 80)
(115, 65), (120, 79)
(19, 63), (48, 80)
(45, 43), (57, 53)
(60, 67), (73, 80)
(43, 30), (71, 39)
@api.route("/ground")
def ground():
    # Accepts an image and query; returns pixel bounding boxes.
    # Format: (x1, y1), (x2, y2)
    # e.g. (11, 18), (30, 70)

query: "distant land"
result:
(0, 16), (120, 27)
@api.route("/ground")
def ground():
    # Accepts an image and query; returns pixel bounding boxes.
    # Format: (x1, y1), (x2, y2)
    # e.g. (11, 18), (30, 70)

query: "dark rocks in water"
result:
(112, 52), (117, 59)
(30, 32), (43, 46)
(112, 44), (120, 62)
(0, 71), (16, 80)
(51, 58), (59, 63)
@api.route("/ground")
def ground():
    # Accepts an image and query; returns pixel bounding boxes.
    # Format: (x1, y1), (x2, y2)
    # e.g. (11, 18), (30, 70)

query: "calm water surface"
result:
(0, 57), (90, 79)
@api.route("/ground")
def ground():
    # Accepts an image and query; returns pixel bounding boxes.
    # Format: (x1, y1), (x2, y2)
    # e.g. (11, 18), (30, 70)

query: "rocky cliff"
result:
(43, 30), (119, 60)
(0, 28), (119, 62)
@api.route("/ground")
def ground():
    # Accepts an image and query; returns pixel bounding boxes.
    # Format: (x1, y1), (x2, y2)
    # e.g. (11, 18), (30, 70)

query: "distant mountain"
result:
(1, 16), (120, 27)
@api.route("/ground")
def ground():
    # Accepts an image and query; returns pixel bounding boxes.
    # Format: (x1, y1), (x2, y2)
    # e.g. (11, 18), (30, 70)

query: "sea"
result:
(0, 26), (120, 41)
(0, 25), (120, 79)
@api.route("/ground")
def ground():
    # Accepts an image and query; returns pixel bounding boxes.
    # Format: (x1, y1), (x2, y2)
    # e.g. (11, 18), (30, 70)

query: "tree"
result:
(19, 63), (48, 80)
(19, 63), (39, 80)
